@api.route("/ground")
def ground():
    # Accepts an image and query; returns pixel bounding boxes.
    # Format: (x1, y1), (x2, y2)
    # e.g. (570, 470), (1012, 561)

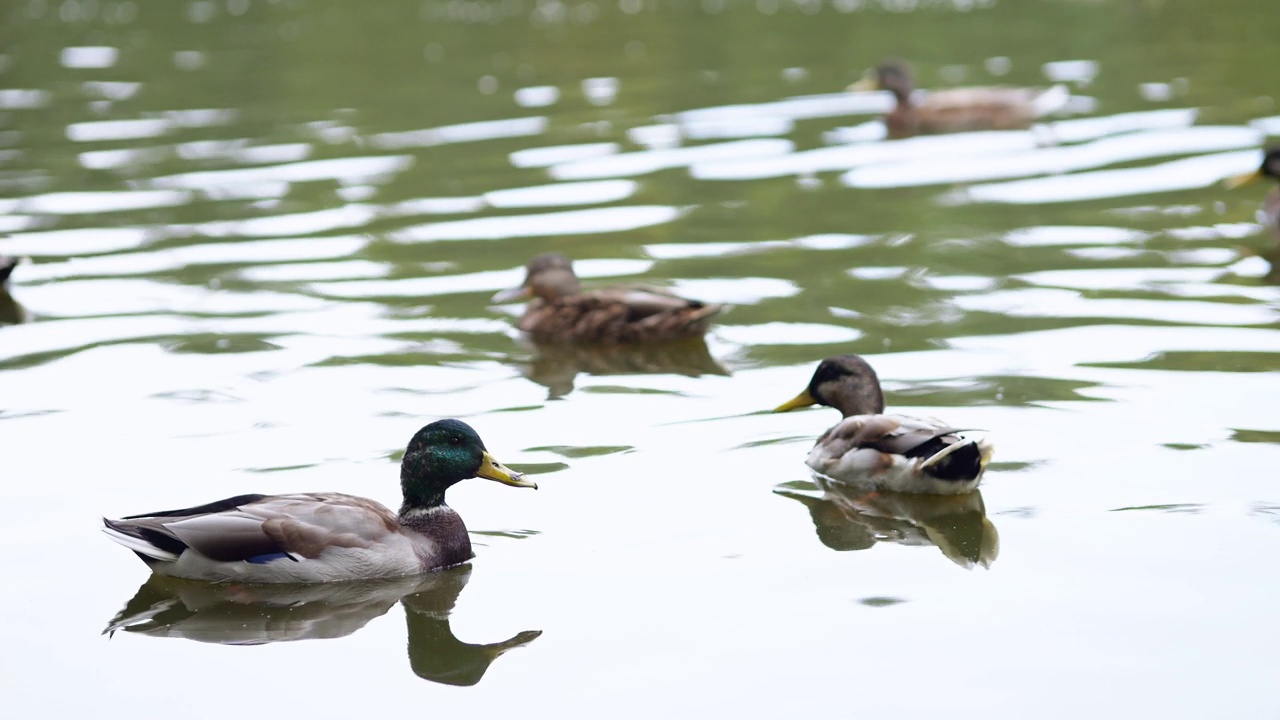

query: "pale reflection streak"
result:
(953, 149), (1263, 204)
(844, 126), (1259, 188)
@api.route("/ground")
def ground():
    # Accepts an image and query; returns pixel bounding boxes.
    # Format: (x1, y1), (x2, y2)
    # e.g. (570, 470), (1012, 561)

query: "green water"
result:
(2, 0), (1278, 716)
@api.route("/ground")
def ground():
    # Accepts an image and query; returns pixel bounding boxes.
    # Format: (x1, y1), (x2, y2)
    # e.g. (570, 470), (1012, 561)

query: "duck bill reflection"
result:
(490, 285), (531, 304)
(478, 452), (537, 489)
(1224, 169), (1263, 190)
(774, 389), (818, 413)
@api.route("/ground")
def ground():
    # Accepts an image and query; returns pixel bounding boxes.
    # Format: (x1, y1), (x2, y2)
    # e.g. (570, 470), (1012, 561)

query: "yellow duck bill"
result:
(774, 389), (818, 413)
(477, 452), (537, 489)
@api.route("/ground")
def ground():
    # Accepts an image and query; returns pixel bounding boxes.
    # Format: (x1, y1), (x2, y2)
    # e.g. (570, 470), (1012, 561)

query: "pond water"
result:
(2, 0), (1279, 716)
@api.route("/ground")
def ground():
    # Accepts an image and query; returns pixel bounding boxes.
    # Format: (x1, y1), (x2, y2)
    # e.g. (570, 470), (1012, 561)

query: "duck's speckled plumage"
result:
(103, 419), (536, 583)
(775, 354), (993, 494)
(854, 59), (1063, 138)
(492, 253), (723, 344)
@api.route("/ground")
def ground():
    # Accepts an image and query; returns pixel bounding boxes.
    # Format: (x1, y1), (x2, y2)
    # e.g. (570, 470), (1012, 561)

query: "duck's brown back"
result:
(518, 286), (722, 344)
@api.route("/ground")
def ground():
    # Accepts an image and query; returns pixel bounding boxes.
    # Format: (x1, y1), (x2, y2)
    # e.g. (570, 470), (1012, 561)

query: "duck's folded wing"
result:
(818, 414), (962, 458)
(105, 493), (400, 562)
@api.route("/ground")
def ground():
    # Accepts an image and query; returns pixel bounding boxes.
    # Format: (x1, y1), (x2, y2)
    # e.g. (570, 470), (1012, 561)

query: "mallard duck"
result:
(103, 419), (536, 583)
(850, 59), (1062, 137)
(491, 253), (723, 344)
(1226, 147), (1280, 228)
(773, 354), (993, 494)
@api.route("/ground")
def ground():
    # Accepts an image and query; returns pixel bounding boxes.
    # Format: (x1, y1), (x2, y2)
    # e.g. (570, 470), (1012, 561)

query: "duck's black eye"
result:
(448, 436), (462, 447)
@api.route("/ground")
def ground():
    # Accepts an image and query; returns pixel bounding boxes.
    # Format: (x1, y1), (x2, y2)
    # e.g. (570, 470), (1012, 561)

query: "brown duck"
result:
(491, 253), (723, 344)
(851, 59), (1063, 138)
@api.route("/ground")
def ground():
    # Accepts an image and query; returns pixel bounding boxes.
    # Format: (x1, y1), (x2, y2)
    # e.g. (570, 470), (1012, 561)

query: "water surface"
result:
(1, 0), (1279, 717)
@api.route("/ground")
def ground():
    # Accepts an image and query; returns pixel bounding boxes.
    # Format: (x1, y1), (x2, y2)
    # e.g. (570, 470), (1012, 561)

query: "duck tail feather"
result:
(102, 519), (181, 562)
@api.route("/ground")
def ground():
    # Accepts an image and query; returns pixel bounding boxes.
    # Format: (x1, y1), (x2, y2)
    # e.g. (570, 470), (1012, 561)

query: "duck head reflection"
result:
(104, 565), (540, 686)
(776, 477), (999, 569)
(519, 336), (729, 398)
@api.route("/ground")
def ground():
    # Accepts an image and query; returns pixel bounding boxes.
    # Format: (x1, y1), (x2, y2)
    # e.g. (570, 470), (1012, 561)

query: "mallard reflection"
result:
(776, 477), (999, 569)
(521, 336), (729, 398)
(103, 565), (540, 686)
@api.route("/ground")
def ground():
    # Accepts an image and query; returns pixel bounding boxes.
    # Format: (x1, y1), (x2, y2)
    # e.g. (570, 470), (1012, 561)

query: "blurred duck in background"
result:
(851, 59), (1067, 138)
(491, 253), (723, 344)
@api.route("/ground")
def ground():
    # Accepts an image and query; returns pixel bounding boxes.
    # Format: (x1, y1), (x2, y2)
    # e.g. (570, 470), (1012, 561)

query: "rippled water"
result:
(3, 0), (1279, 716)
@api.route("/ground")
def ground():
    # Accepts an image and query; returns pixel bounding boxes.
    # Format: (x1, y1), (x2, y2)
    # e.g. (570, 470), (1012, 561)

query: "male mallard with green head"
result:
(491, 253), (723, 344)
(774, 354), (993, 494)
(851, 59), (1064, 138)
(103, 419), (536, 583)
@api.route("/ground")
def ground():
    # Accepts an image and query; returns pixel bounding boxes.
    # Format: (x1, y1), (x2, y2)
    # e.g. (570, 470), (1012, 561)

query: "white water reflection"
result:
(368, 117), (547, 149)
(514, 86), (560, 108)
(510, 143), (620, 168)
(717, 322), (861, 345)
(389, 205), (684, 242)
(388, 196), (487, 217)
(645, 233), (874, 259)
(952, 287), (1275, 325)
(551, 139), (794, 180)
(0, 89), (52, 110)
(845, 125), (1256, 189)
(1004, 225), (1151, 247)
(82, 81), (141, 100)
(693, 131), (1034, 181)
(61, 46), (119, 69)
(955, 150), (1263, 204)
(483, 180), (638, 209)
(67, 118), (170, 142)
(0, 227), (156, 257)
(19, 237), (368, 282)
(16, 190), (191, 215)
(194, 205), (379, 238)
(667, 277), (800, 304)
(18, 279), (331, 317)
(148, 155), (413, 189)
(239, 260), (390, 283)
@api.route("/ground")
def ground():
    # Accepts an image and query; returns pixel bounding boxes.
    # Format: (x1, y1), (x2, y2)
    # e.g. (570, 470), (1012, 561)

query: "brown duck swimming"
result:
(491, 253), (723, 344)
(774, 354), (993, 494)
(851, 59), (1063, 138)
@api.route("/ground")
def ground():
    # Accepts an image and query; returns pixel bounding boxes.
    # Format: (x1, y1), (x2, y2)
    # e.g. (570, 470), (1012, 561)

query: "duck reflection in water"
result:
(1225, 147), (1280, 283)
(519, 336), (729, 398)
(0, 255), (27, 326)
(775, 477), (999, 569)
(104, 565), (541, 687)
